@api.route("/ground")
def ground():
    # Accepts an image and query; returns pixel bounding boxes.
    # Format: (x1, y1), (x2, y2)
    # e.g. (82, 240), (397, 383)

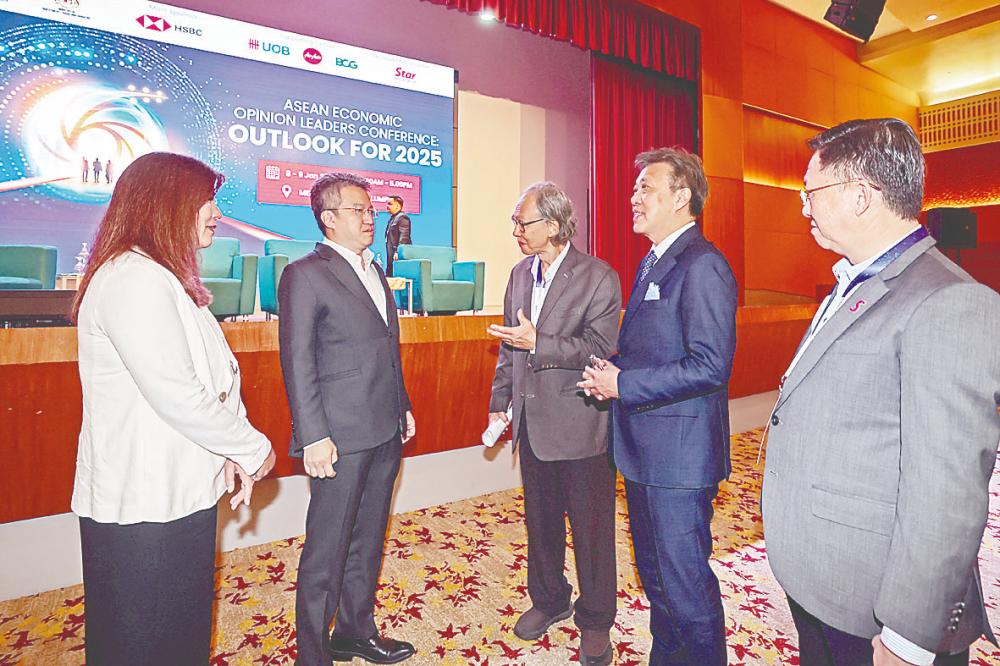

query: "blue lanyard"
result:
(841, 226), (929, 296)
(809, 226), (929, 335)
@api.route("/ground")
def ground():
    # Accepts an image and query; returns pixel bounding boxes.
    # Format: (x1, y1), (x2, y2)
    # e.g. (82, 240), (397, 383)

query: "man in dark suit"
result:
(384, 195), (411, 277)
(580, 148), (737, 665)
(278, 173), (416, 666)
(763, 119), (1000, 666)
(487, 182), (622, 666)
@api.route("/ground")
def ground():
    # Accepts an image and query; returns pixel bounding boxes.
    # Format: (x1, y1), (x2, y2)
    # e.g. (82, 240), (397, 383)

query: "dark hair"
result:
(72, 152), (222, 320)
(310, 172), (370, 232)
(389, 195), (404, 207)
(635, 146), (709, 216)
(807, 118), (924, 220)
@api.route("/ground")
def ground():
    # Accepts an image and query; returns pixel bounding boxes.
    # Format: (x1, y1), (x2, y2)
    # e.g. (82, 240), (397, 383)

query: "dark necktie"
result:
(637, 250), (657, 283)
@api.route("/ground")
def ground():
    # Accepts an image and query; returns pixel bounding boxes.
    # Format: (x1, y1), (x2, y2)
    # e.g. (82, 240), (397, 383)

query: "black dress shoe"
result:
(328, 633), (415, 664)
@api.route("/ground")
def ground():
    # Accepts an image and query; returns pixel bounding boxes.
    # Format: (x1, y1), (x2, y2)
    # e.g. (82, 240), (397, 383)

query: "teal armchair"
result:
(0, 245), (57, 289)
(197, 237), (257, 318)
(393, 245), (484, 314)
(258, 239), (316, 316)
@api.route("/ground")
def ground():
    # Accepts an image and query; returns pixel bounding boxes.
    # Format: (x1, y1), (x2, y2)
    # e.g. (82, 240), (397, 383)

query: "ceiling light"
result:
(926, 13), (938, 21)
(479, 9), (497, 22)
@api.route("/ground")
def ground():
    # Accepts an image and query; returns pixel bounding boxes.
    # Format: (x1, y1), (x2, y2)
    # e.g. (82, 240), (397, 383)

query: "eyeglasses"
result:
(799, 180), (881, 206)
(511, 216), (547, 232)
(325, 206), (377, 219)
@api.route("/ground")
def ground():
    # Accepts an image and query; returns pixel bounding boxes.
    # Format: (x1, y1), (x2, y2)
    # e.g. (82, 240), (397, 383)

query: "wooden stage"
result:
(0, 306), (815, 524)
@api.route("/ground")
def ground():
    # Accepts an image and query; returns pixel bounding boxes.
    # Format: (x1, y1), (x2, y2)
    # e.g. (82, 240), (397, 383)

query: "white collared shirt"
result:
(650, 221), (697, 261)
(322, 237), (388, 325)
(529, 243), (571, 326)
(783, 228), (916, 380)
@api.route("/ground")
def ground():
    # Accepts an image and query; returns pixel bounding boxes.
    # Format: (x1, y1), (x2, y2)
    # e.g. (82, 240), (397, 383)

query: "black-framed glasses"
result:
(799, 180), (881, 206)
(511, 216), (547, 232)
(325, 206), (377, 219)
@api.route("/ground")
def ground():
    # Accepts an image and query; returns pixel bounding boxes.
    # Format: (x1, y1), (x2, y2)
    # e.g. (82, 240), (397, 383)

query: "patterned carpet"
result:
(3, 429), (999, 665)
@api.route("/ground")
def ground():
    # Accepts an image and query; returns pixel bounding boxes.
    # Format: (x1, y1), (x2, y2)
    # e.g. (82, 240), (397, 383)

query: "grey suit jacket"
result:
(489, 245), (622, 461)
(762, 235), (1000, 652)
(277, 243), (411, 457)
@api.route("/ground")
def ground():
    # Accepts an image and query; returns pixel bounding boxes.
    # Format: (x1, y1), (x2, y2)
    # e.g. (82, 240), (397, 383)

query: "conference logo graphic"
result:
(248, 38), (290, 56)
(136, 15), (204, 36)
(303, 47), (322, 65)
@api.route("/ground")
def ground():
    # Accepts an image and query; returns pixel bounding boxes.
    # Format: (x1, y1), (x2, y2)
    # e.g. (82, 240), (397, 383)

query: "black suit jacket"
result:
(385, 213), (411, 275)
(278, 243), (410, 457)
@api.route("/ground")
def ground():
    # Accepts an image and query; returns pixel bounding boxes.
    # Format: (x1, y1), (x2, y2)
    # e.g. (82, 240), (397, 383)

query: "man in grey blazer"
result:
(762, 118), (1000, 665)
(487, 182), (622, 666)
(279, 173), (416, 665)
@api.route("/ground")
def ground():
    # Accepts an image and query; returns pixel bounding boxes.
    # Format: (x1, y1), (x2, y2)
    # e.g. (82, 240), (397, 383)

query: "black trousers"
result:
(518, 416), (618, 631)
(788, 596), (970, 666)
(79, 504), (218, 666)
(295, 434), (403, 666)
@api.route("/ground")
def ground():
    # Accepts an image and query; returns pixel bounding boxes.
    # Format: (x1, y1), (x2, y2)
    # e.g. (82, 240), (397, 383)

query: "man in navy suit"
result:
(579, 147), (737, 665)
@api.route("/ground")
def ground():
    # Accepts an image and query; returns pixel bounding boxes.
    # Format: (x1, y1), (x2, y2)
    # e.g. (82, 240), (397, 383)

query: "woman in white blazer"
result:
(71, 152), (276, 666)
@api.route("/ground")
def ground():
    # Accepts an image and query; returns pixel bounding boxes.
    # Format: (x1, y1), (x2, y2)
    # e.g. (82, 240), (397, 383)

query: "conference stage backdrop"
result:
(0, 0), (455, 272)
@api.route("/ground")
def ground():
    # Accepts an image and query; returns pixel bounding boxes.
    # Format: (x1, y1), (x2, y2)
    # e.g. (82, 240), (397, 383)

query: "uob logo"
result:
(262, 42), (290, 56)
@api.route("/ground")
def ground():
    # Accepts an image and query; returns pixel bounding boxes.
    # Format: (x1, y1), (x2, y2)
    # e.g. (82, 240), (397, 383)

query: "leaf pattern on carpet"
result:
(3, 429), (999, 665)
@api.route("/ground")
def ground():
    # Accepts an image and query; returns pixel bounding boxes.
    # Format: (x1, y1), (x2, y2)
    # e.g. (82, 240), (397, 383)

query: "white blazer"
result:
(72, 251), (271, 524)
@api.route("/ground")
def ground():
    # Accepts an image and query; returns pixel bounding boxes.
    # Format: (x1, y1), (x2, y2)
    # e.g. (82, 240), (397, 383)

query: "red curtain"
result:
(590, 54), (697, 303)
(423, 0), (699, 82)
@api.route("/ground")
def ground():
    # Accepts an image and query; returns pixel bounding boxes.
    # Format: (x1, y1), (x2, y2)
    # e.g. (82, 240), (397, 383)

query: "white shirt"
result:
(784, 228), (916, 381)
(650, 221), (697, 261)
(72, 251), (271, 524)
(529, 243), (571, 326)
(780, 228), (936, 666)
(323, 238), (388, 325)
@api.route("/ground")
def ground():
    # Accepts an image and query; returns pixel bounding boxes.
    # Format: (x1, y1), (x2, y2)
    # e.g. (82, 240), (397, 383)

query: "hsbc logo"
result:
(303, 48), (322, 65)
(137, 15), (170, 31)
(335, 58), (358, 70)
(136, 15), (203, 36)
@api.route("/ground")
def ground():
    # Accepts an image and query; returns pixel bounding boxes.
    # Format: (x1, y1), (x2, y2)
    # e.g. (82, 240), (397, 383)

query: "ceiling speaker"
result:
(823, 0), (887, 42)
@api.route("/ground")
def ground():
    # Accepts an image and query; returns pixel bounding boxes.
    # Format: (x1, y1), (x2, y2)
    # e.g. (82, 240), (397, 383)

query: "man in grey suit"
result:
(279, 173), (416, 665)
(384, 195), (411, 277)
(762, 118), (1000, 666)
(487, 182), (622, 666)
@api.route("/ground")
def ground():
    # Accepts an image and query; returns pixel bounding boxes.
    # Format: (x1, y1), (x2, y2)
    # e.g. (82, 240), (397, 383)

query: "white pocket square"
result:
(644, 283), (660, 301)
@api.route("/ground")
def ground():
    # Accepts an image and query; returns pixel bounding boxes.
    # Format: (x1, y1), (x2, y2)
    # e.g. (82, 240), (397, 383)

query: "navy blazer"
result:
(610, 226), (738, 488)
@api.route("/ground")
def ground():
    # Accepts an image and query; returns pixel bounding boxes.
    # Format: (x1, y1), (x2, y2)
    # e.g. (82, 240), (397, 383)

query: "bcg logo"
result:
(303, 47), (322, 65)
(335, 57), (358, 69)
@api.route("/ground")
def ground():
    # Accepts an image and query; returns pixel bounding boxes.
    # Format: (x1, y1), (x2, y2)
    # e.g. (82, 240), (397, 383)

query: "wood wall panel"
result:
(742, 108), (818, 190)
(0, 308), (815, 523)
(704, 176), (746, 302)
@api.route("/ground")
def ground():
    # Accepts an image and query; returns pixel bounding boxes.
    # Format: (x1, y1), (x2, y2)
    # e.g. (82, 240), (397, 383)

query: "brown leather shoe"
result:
(580, 629), (613, 665)
(512, 604), (574, 641)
